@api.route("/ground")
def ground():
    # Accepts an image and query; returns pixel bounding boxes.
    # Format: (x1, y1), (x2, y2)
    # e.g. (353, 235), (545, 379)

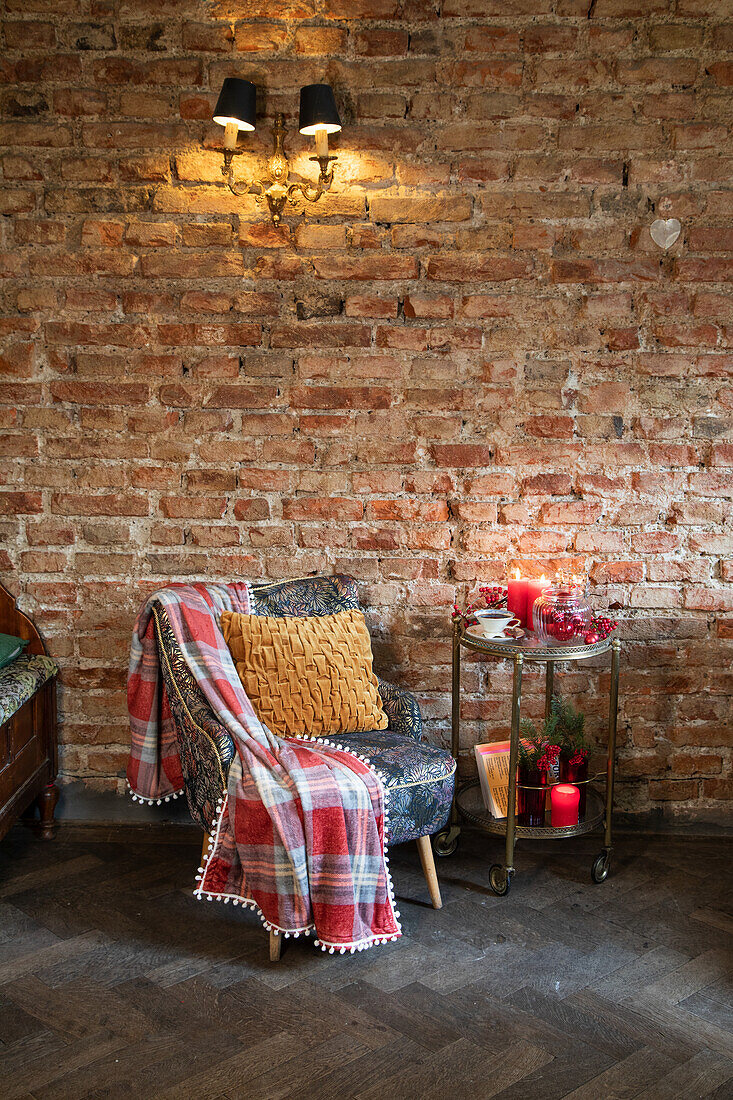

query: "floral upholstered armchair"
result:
(152, 574), (456, 950)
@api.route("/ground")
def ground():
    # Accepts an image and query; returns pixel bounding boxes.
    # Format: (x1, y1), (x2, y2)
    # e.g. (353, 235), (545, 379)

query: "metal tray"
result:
(456, 780), (605, 840)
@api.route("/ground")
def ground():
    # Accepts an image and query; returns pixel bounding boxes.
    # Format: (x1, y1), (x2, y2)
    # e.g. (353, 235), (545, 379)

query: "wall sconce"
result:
(212, 78), (341, 226)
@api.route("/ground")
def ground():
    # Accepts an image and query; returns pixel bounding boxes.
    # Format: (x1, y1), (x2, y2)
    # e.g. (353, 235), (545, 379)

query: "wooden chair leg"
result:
(201, 831), (210, 866)
(416, 834), (443, 910)
(37, 782), (58, 840)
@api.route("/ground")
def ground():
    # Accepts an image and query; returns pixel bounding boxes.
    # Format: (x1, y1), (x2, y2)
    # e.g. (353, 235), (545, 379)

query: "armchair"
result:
(151, 574), (455, 959)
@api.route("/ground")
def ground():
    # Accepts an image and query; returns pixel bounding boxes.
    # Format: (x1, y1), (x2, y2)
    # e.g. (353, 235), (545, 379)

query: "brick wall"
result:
(1, 0), (731, 825)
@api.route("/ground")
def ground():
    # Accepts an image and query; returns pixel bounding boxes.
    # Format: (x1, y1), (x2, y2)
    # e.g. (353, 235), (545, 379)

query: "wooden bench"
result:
(0, 582), (59, 842)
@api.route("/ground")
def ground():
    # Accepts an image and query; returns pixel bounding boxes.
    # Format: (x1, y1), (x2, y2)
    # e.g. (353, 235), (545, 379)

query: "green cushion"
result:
(0, 633), (28, 671)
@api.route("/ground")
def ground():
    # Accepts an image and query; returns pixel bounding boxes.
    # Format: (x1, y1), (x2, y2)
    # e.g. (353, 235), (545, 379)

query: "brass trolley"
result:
(434, 620), (621, 896)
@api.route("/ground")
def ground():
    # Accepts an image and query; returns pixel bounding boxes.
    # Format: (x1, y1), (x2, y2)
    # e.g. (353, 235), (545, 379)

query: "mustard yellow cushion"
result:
(220, 608), (389, 739)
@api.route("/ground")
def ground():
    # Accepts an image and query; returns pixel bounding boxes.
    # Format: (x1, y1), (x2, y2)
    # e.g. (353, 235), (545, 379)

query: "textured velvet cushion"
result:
(221, 608), (389, 739)
(249, 576), (422, 739)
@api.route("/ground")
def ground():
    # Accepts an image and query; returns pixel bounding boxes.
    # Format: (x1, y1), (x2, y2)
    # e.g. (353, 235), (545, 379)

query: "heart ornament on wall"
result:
(650, 217), (681, 250)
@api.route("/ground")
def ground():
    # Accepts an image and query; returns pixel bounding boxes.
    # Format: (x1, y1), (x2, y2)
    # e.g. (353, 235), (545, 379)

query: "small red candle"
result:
(526, 574), (550, 631)
(551, 784), (580, 827)
(507, 568), (528, 627)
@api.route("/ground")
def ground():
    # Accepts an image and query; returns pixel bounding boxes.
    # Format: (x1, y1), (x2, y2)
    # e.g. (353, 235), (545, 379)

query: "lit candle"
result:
(551, 784), (580, 827)
(314, 126), (328, 158)
(526, 574), (550, 632)
(507, 568), (528, 628)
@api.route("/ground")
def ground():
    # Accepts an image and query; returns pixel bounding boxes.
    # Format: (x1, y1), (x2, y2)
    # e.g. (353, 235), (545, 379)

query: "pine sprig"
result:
(550, 695), (588, 757)
(518, 712), (561, 770)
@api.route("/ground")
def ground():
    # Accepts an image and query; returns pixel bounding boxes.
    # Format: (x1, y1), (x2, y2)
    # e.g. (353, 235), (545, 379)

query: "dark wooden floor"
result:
(0, 824), (730, 1099)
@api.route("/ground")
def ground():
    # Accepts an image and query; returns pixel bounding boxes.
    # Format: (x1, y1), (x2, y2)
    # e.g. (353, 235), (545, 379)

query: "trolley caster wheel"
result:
(591, 852), (610, 884)
(489, 864), (511, 897)
(433, 829), (459, 858)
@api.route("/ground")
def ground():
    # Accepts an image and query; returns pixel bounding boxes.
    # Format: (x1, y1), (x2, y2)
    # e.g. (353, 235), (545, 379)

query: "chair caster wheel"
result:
(591, 852), (610, 883)
(489, 864), (511, 896)
(433, 829), (458, 857)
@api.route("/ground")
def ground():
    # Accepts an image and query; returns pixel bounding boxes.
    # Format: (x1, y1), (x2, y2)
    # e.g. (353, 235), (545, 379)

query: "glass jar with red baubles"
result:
(533, 573), (592, 646)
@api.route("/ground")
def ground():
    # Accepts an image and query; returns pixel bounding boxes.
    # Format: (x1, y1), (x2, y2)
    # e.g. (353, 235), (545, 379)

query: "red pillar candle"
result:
(507, 568), (529, 628)
(526, 575), (550, 631)
(551, 784), (580, 827)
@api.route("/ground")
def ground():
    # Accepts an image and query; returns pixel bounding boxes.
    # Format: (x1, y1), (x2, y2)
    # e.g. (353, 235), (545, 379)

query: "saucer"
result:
(466, 624), (525, 643)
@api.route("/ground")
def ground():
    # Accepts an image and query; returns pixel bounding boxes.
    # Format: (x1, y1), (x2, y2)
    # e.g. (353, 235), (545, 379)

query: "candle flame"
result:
(540, 574), (546, 581)
(513, 568), (521, 580)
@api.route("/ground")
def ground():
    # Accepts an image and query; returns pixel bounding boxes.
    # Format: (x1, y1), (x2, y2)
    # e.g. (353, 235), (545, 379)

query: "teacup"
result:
(473, 609), (521, 638)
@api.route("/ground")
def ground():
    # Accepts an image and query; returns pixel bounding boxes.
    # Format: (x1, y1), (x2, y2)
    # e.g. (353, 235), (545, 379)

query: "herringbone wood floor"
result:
(0, 824), (730, 1100)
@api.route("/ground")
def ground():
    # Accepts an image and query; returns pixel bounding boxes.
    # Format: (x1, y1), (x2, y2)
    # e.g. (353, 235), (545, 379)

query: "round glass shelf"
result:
(456, 780), (605, 840)
(460, 626), (613, 663)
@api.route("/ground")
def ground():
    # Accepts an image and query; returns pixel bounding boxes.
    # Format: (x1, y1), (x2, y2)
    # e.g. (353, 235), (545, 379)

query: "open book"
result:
(474, 740), (511, 819)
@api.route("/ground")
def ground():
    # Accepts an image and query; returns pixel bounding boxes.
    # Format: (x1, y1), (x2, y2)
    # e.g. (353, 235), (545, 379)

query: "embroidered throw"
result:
(221, 608), (389, 739)
(127, 583), (401, 954)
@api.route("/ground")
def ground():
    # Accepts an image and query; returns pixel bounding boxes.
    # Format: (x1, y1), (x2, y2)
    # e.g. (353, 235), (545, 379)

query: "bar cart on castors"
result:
(434, 618), (621, 895)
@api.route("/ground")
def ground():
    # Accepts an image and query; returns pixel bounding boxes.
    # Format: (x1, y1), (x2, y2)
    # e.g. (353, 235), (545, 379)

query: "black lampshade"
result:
(213, 78), (256, 132)
(299, 83), (341, 135)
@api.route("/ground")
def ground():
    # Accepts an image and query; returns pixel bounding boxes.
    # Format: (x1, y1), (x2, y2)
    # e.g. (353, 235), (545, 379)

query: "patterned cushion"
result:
(342, 729), (455, 844)
(376, 677), (423, 743)
(249, 575), (453, 842)
(221, 608), (389, 739)
(250, 574), (360, 618)
(0, 654), (58, 726)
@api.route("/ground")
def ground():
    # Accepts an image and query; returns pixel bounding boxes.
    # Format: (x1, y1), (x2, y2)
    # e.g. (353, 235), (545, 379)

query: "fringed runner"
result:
(126, 583), (401, 953)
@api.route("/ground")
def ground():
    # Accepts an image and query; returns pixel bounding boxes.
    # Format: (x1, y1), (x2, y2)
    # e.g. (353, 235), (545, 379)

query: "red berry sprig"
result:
(479, 585), (507, 609)
(537, 743), (561, 772)
(452, 586), (507, 626)
(451, 602), (479, 626)
(584, 614), (618, 645)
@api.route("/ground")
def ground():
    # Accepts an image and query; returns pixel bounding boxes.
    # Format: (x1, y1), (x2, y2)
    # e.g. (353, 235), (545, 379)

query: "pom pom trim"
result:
(194, 733), (402, 954)
(127, 780), (184, 806)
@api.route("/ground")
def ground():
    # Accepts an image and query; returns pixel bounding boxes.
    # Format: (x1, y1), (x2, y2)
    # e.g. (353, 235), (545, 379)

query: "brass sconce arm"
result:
(223, 171), (264, 200)
(287, 156), (336, 203)
(218, 113), (336, 226)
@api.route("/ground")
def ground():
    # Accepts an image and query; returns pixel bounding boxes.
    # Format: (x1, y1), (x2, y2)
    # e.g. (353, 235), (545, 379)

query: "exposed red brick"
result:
(703, 779), (733, 800)
(431, 444), (494, 468)
(368, 500), (449, 522)
(0, 491), (43, 514)
(270, 324), (370, 349)
(426, 255), (533, 282)
(282, 498), (364, 521)
(0, 0), (729, 822)
(649, 780), (699, 801)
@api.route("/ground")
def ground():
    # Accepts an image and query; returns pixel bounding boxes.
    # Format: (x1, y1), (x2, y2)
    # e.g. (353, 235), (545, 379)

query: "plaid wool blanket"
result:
(126, 583), (401, 953)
